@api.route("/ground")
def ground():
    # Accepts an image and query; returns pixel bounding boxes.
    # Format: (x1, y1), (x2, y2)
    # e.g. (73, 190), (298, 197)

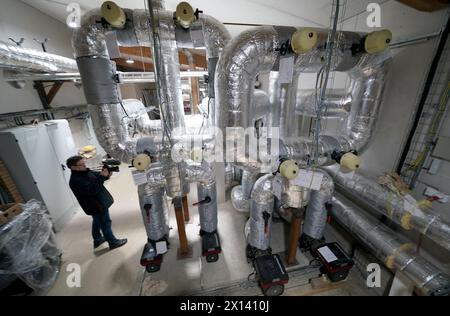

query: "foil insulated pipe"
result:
(138, 185), (169, 241)
(248, 174), (275, 250)
(215, 26), (279, 131)
(331, 194), (450, 296)
(279, 73), (301, 138)
(296, 89), (352, 118)
(281, 51), (392, 165)
(146, 6), (186, 136)
(303, 170), (334, 239)
(88, 104), (138, 163)
(73, 4), (186, 162)
(339, 51), (391, 153)
(324, 164), (450, 252)
(185, 161), (218, 233)
(230, 170), (259, 213)
(172, 13), (230, 126)
(0, 40), (78, 73)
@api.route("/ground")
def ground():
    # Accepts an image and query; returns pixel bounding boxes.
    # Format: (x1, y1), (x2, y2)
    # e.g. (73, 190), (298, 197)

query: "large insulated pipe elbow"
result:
(215, 26), (279, 130)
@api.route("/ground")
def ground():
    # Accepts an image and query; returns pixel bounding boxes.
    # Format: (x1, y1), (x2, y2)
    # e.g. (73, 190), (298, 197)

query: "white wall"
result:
(0, 0), (86, 114)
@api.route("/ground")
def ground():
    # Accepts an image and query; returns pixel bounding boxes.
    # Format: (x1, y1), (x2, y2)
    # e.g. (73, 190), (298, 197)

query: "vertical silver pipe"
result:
(303, 170), (334, 239)
(248, 174), (274, 250)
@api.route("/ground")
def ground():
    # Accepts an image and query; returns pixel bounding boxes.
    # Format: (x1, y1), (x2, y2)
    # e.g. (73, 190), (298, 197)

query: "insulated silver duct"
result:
(279, 74), (301, 138)
(230, 170), (259, 214)
(296, 89), (351, 118)
(73, 4), (186, 162)
(0, 40), (78, 73)
(325, 164), (450, 252)
(200, 15), (231, 59)
(339, 51), (391, 152)
(331, 194), (450, 296)
(248, 174), (274, 250)
(88, 104), (138, 163)
(146, 6), (186, 136)
(282, 50), (391, 165)
(197, 183), (218, 233)
(138, 185), (169, 241)
(215, 26), (279, 130)
(280, 176), (310, 209)
(185, 161), (218, 233)
(303, 170), (334, 239)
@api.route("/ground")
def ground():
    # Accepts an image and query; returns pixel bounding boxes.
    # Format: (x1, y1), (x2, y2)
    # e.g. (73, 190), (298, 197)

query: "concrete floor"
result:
(39, 166), (374, 296)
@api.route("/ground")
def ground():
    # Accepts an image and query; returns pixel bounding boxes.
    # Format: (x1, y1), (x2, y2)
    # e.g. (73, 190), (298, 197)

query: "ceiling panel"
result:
(20, 0), (389, 32)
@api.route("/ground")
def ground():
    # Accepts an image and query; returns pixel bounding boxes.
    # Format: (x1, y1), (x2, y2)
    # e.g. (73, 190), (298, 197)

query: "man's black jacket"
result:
(69, 169), (114, 215)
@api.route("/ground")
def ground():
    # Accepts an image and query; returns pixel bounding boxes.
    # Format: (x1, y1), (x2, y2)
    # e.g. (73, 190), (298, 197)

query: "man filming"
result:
(66, 155), (127, 250)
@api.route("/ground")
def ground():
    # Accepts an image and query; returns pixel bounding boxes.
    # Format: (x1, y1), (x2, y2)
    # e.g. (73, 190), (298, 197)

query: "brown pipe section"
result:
(182, 195), (190, 222)
(286, 208), (303, 266)
(174, 197), (189, 255)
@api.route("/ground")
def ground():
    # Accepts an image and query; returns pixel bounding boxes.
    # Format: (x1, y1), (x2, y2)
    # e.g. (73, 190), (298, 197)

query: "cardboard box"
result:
(0, 203), (22, 226)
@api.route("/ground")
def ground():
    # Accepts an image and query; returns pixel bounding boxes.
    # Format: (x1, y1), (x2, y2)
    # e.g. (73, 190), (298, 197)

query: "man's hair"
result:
(66, 155), (83, 169)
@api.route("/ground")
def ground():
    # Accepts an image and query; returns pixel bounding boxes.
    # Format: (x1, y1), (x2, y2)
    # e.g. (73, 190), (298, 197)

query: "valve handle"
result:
(192, 196), (211, 206)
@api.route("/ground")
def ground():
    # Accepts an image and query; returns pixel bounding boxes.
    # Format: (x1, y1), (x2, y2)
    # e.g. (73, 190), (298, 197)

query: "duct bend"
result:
(324, 164), (450, 252)
(248, 174), (275, 251)
(282, 50), (391, 165)
(185, 161), (218, 233)
(302, 170), (334, 240)
(231, 170), (259, 213)
(338, 51), (392, 153)
(73, 5), (185, 162)
(215, 26), (279, 131)
(331, 194), (450, 296)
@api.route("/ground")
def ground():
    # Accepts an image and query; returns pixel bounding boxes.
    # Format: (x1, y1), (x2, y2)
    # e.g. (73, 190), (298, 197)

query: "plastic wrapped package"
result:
(0, 200), (62, 290)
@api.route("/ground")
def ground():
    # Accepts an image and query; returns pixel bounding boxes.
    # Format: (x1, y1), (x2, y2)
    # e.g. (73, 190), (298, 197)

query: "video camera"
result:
(102, 159), (121, 173)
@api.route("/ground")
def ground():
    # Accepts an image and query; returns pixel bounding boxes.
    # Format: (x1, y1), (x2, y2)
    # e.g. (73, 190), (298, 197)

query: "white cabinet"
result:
(0, 120), (78, 231)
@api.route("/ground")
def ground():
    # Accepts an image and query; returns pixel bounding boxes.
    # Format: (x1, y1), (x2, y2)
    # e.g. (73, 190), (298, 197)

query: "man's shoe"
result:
(109, 238), (128, 250)
(94, 237), (106, 249)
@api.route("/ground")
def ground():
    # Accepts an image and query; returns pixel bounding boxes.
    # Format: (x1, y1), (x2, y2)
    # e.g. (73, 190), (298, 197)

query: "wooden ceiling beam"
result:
(118, 46), (207, 69)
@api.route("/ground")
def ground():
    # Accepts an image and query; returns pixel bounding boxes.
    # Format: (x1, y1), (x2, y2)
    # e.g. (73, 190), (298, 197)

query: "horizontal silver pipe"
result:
(0, 40), (78, 73)
(331, 194), (450, 296)
(296, 89), (352, 118)
(2, 71), (208, 83)
(324, 164), (450, 252)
